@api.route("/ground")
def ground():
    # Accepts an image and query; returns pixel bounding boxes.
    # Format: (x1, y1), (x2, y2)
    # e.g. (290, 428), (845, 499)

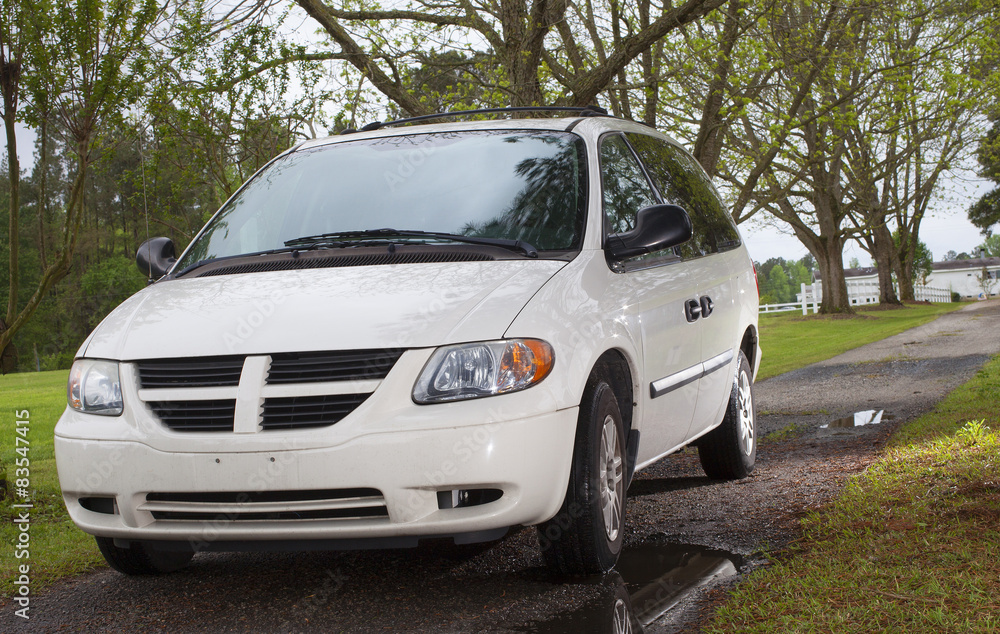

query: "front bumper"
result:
(55, 407), (578, 546)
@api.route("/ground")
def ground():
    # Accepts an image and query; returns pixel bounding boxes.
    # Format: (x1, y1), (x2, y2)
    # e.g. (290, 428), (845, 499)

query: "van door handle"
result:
(700, 296), (714, 318)
(685, 299), (702, 322)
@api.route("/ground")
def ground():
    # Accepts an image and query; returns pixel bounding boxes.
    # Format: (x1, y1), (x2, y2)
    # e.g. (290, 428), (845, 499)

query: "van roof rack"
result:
(340, 105), (610, 135)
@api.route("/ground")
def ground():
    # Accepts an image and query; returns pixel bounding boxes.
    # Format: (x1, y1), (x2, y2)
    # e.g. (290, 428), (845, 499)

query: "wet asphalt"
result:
(4, 300), (1000, 633)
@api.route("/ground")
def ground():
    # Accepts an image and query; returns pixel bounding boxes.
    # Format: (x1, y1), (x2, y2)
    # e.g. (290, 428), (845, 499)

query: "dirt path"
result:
(4, 301), (1000, 633)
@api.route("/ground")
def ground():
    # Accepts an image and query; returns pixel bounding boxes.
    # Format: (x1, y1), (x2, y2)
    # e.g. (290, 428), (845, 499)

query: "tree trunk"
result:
(2, 61), (21, 370)
(637, 0), (659, 127)
(814, 240), (853, 314)
(692, 0), (742, 177)
(894, 226), (917, 301)
(871, 221), (901, 305)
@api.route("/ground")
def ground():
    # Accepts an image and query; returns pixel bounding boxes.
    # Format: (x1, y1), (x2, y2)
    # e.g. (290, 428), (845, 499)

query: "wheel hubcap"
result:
(612, 598), (631, 634)
(737, 370), (754, 455)
(599, 414), (624, 541)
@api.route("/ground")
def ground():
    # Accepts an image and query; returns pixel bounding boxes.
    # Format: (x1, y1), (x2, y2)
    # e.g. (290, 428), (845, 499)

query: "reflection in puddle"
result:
(524, 543), (742, 633)
(821, 409), (895, 429)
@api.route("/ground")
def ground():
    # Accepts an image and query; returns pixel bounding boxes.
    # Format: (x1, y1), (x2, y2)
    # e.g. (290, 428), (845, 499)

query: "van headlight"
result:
(413, 339), (554, 403)
(68, 359), (124, 416)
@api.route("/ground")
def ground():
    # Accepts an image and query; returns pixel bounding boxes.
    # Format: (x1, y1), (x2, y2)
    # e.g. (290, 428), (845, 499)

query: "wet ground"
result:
(4, 300), (1000, 633)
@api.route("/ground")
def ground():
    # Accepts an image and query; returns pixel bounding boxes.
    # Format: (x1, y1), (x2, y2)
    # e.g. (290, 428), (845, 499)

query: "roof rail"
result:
(339, 105), (610, 135)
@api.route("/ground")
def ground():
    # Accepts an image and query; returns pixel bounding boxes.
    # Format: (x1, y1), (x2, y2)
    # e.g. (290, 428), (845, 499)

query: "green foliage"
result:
(79, 255), (145, 326)
(146, 2), (318, 208)
(5, 0), (329, 369)
(970, 188), (1000, 234)
(977, 116), (1000, 183)
(977, 234), (1000, 257)
(2, 0), (161, 367)
(969, 115), (1000, 233)
(764, 263), (791, 304)
(756, 255), (813, 305)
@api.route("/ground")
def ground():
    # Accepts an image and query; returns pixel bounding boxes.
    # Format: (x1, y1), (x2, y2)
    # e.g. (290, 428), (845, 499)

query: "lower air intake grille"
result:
(260, 394), (371, 430)
(149, 400), (236, 432)
(142, 488), (388, 521)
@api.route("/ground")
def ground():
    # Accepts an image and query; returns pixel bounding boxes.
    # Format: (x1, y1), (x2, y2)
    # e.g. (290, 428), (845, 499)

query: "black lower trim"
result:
(117, 527), (511, 552)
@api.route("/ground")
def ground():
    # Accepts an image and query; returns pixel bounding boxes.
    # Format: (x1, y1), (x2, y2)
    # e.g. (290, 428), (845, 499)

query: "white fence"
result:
(759, 281), (952, 314)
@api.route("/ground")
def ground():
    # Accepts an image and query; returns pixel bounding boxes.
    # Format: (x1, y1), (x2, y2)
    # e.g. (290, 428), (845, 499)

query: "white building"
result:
(927, 257), (1000, 298)
(814, 257), (1000, 301)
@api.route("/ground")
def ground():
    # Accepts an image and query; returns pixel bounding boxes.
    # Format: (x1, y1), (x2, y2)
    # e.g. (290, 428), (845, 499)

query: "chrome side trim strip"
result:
(649, 363), (702, 399)
(702, 349), (735, 376)
(649, 348), (734, 399)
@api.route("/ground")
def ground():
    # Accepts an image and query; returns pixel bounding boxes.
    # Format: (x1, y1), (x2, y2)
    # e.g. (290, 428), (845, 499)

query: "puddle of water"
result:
(522, 543), (742, 633)
(821, 409), (895, 429)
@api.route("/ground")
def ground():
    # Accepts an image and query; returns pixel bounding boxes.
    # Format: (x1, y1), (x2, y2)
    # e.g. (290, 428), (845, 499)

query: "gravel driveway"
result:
(5, 300), (1000, 633)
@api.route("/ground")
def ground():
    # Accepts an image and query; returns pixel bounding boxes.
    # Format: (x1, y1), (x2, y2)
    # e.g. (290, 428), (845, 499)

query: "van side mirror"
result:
(136, 237), (177, 280)
(605, 204), (693, 261)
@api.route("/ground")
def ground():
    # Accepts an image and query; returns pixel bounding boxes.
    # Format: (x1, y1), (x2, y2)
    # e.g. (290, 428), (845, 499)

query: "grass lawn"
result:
(0, 300), (975, 598)
(1, 370), (106, 597)
(756, 302), (963, 380)
(707, 355), (1000, 633)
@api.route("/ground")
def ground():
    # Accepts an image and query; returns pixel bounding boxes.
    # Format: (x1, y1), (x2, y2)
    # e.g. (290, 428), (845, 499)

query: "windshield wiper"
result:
(284, 228), (538, 258)
(173, 242), (351, 278)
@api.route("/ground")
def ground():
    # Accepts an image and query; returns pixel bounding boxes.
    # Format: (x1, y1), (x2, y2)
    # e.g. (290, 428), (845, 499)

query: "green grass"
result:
(1, 370), (106, 597)
(757, 302), (962, 380)
(706, 355), (1000, 633)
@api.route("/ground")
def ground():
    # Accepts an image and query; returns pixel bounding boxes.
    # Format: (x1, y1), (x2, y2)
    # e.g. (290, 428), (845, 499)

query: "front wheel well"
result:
(589, 349), (634, 438)
(740, 326), (758, 377)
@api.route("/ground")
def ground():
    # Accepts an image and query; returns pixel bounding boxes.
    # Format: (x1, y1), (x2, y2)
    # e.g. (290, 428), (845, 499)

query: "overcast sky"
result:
(4, 121), (992, 265)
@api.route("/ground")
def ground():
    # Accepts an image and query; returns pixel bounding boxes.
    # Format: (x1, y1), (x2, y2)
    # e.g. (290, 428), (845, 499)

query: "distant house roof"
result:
(814, 258), (1000, 281)
(931, 257), (1000, 272)
(814, 267), (878, 281)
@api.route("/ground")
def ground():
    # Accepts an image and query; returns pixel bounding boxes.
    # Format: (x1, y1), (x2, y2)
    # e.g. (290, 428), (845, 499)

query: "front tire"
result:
(95, 537), (194, 575)
(697, 349), (756, 480)
(538, 376), (626, 576)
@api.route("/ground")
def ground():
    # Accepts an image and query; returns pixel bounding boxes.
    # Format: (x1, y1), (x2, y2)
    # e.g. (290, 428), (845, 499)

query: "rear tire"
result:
(95, 537), (194, 575)
(698, 349), (756, 480)
(538, 376), (626, 576)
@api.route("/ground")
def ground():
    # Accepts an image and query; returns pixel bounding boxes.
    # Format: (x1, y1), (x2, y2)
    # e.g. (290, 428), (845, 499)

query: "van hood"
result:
(83, 260), (566, 360)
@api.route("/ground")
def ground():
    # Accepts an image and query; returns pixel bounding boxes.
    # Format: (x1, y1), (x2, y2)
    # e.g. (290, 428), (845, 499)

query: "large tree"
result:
(0, 0), (159, 368)
(726, 0), (877, 313)
(289, 0), (730, 113)
(845, 0), (999, 303)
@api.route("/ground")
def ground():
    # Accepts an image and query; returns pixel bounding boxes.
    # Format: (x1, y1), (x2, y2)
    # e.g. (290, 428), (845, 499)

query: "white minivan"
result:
(55, 109), (760, 576)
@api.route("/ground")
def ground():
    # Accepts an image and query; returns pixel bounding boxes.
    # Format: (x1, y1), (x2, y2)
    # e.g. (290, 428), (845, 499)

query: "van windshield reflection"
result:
(176, 131), (587, 270)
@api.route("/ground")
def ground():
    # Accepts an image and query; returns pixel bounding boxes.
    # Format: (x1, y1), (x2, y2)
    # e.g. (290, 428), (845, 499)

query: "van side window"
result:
(624, 133), (741, 258)
(599, 134), (658, 237)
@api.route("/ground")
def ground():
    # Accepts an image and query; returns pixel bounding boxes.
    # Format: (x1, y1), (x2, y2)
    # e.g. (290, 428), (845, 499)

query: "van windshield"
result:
(176, 130), (588, 270)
